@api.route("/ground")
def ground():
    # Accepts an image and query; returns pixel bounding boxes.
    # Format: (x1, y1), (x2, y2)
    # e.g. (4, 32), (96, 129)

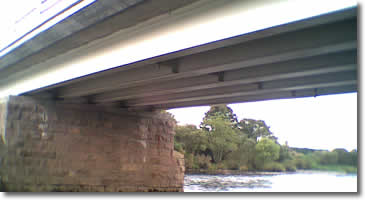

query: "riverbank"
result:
(185, 166), (357, 175)
(186, 169), (286, 175)
(310, 164), (357, 174)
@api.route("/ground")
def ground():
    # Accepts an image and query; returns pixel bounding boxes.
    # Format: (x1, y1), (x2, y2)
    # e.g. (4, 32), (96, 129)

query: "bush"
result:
(283, 160), (297, 172)
(311, 164), (357, 174)
(344, 166), (357, 174)
(223, 159), (240, 170)
(185, 153), (194, 169)
(174, 142), (184, 153)
(217, 162), (227, 170)
(239, 165), (249, 171)
(294, 155), (315, 169)
(0, 179), (7, 192)
(208, 164), (218, 171)
(262, 162), (285, 172)
(318, 151), (338, 165)
(195, 154), (212, 169)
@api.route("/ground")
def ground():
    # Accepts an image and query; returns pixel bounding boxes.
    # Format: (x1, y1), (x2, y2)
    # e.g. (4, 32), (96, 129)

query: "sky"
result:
(168, 92), (358, 151)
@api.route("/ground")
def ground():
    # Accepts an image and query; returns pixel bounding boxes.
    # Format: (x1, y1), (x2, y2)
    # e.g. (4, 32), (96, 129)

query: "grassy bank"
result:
(184, 161), (357, 175)
(310, 164), (357, 174)
(185, 165), (357, 175)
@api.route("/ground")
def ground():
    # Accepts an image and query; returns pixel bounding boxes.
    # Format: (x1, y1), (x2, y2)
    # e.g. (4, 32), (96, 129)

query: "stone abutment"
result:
(0, 96), (184, 192)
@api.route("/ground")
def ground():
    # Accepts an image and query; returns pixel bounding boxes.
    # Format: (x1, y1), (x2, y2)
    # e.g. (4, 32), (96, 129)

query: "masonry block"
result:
(0, 96), (184, 192)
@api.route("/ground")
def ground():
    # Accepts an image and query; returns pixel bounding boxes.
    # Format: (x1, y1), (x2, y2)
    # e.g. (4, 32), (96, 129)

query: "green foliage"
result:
(200, 105), (239, 130)
(333, 148), (357, 166)
(194, 154), (212, 169)
(175, 125), (207, 155)
(229, 136), (256, 170)
(279, 141), (292, 162)
(290, 147), (321, 155)
(316, 151), (339, 165)
(170, 105), (357, 173)
(238, 119), (276, 142)
(261, 162), (286, 172)
(282, 160), (297, 172)
(223, 158), (240, 170)
(288, 148), (358, 173)
(255, 138), (280, 169)
(202, 113), (239, 163)
(349, 149), (358, 166)
(174, 141), (184, 153)
(183, 153), (213, 169)
(293, 153), (316, 169)
(184, 153), (195, 169)
(311, 164), (357, 174)
(216, 162), (227, 170)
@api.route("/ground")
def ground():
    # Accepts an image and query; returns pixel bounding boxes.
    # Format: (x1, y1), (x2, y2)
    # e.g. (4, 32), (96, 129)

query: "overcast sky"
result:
(168, 92), (357, 151)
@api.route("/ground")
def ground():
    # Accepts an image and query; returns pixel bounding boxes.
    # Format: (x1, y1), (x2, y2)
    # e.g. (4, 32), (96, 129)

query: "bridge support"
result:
(0, 96), (184, 192)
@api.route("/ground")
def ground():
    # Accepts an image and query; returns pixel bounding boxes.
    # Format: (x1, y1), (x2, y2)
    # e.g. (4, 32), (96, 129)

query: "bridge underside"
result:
(24, 7), (357, 110)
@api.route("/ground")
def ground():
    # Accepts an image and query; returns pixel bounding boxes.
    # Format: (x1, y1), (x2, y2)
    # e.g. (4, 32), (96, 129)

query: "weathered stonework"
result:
(0, 96), (184, 192)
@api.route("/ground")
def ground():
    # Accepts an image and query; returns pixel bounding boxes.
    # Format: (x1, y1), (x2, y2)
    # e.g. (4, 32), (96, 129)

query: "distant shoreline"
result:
(185, 169), (357, 175)
(185, 169), (289, 175)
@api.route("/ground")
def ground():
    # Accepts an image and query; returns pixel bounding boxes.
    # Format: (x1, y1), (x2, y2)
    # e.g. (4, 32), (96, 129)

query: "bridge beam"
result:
(0, 96), (184, 192)
(126, 71), (356, 107)
(51, 18), (356, 99)
(91, 50), (356, 103)
(153, 84), (357, 109)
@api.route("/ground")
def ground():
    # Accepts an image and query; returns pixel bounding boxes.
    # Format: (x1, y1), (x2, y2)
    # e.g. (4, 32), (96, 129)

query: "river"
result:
(184, 170), (357, 192)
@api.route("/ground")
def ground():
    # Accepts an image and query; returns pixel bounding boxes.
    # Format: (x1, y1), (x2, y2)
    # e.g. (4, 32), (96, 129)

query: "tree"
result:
(349, 149), (358, 166)
(200, 105), (239, 130)
(228, 135), (256, 170)
(202, 113), (239, 163)
(238, 119), (276, 142)
(316, 151), (338, 165)
(175, 125), (207, 155)
(279, 141), (292, 162)
(333, 148), (350, 165)
(255, 138), (280, 169)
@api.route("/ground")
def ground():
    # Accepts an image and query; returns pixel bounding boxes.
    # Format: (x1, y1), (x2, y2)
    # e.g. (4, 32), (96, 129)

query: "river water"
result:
(184, 171), (357, 192)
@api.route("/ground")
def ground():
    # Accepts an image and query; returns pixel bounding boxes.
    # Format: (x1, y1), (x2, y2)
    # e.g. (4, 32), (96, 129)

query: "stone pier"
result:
(0, 96), (184, 192)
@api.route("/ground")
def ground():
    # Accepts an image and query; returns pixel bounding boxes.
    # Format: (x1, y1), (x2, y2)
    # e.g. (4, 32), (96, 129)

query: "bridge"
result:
(0, 0), (357, 192)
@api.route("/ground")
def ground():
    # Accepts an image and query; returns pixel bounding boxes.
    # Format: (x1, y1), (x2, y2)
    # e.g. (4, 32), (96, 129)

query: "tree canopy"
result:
(200, 105), (239, 130)
(173, 104), (357, 173)
(255, 138), (280, 169)
(238, 119), (277, 142)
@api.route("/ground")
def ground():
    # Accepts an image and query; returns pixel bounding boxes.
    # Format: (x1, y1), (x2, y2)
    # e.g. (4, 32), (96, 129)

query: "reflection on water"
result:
(184, 171), (357, 192)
